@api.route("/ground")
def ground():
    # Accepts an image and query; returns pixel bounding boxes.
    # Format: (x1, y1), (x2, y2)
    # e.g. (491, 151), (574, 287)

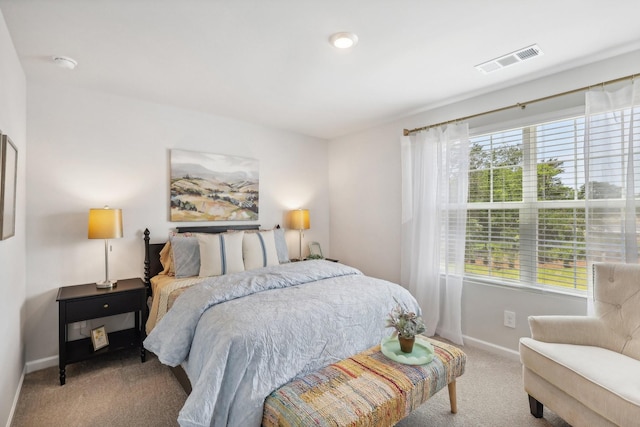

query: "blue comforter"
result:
(144, 260), (420, 427)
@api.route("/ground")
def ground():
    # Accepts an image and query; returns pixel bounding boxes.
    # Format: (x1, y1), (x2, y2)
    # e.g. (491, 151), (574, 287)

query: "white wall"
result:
(0, 9), (26, 427)
(24, 84), (330, 365)
(329, 49), (640, 353)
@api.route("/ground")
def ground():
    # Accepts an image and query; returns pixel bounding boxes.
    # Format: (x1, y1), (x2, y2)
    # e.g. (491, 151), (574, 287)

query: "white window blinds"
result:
(464, 109), (640, 292)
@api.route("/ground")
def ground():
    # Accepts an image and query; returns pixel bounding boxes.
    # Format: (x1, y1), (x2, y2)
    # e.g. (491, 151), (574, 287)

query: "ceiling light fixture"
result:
(329, 32), (358, 49)
(53, 56), (78, 70)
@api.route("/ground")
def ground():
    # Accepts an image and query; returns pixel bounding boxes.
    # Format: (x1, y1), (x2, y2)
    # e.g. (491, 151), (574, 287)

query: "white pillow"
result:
(197, 231), (245, 277)
(243, 230), (279, 270)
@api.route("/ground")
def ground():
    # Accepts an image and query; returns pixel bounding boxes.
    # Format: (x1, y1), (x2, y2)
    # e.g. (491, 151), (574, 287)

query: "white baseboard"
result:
(462, 335), (521, 362)
(6, 367), (25, 427)
(8, 356), (58, 426)
(25, 355), (58, 374)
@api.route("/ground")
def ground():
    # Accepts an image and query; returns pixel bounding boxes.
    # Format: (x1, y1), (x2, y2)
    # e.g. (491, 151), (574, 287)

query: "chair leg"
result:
(528, 395), (543, 418)
(448, 380), (457, 414)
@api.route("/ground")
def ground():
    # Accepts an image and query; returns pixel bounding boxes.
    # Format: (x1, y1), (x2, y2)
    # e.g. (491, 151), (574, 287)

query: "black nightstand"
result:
(56, 278), (147, 385)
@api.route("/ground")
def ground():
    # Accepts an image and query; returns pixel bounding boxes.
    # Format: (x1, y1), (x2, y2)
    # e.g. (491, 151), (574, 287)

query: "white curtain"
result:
(585, 79), (640, 311)
(401, 123), (469, 345)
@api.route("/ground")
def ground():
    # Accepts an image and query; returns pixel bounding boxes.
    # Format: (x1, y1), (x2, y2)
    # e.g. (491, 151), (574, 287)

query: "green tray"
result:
(380, 335), (435, 365)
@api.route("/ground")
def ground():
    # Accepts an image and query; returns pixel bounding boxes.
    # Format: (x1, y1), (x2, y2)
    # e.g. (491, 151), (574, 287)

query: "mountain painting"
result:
(170, 150), (259, 221)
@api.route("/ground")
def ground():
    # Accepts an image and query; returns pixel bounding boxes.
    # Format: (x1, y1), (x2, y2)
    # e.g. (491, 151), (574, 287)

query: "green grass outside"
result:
(464, 263), (588, 291)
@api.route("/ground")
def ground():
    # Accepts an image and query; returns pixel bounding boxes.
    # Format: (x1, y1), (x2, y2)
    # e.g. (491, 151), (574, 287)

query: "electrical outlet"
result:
(504, 310), (516, 328)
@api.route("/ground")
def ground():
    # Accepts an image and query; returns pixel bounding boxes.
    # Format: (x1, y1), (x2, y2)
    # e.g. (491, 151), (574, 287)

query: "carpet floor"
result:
(11, 342), (571, 427)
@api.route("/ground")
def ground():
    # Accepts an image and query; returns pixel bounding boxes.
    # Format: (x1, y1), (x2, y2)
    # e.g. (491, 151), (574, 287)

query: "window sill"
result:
(462, 275), (587, 299)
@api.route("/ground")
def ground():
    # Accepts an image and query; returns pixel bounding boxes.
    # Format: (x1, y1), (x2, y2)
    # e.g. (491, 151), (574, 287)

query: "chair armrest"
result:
(528, 315), (609, 346)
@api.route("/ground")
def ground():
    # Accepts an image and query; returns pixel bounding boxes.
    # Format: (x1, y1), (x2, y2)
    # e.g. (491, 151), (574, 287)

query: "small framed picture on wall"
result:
(0, 133), (17, 240)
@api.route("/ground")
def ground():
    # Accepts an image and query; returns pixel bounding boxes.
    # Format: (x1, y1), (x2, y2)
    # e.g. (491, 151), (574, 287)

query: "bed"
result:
(142, 225), (422, 427)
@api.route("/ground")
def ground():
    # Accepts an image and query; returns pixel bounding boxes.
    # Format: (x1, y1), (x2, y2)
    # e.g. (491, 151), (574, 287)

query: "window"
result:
(465, 112), (640, 293)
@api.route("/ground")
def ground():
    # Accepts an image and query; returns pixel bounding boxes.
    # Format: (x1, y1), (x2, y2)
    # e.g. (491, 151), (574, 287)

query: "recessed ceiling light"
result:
(329, 32), (358, 49)
(53, 56), (78, 70)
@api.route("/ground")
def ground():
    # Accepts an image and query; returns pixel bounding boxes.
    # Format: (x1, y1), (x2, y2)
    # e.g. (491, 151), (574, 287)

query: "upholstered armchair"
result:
(519, 262), (640, 427)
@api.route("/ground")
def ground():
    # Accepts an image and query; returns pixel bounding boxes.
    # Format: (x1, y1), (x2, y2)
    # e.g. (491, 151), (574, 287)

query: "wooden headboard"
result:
(143, 224), (261, 296)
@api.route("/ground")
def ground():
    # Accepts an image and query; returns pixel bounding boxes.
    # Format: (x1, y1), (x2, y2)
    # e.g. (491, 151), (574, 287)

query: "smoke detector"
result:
(475, 44), (542, 74)
(53, 56), (78, 70)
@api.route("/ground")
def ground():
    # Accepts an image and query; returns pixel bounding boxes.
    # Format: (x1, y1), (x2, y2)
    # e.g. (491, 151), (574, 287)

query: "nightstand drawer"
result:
(65, 292), (141, 322)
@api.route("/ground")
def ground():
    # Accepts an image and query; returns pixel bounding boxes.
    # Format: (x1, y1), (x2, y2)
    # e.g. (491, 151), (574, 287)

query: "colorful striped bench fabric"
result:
(262, 336), (466, 427)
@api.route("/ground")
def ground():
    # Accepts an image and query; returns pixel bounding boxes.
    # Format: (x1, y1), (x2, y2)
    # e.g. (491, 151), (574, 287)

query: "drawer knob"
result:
(103, 304), (109, 309)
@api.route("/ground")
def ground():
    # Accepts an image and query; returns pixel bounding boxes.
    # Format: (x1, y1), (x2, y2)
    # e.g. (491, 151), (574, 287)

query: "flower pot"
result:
(398, 336), (415, 353)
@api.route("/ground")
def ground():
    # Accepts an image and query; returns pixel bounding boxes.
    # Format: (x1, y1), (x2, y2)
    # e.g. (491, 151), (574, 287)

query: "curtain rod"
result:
(402, 72), (638, 136)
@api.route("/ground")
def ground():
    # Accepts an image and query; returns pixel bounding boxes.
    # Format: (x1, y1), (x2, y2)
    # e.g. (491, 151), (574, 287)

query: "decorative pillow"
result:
(243, 230), (280, 270)
(198, 231), (245, 277)
(169, 234), (200, 278)
(273, 227), (290, 264)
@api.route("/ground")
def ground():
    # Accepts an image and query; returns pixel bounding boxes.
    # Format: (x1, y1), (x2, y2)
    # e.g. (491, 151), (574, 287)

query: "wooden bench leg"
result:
(448, 380), (457, 413)
(528, 395), (543, 418)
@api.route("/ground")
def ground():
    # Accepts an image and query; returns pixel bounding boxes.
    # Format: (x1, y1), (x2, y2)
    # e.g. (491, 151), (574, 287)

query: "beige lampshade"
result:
(289, 209), (310, 230)
(88, 207), (123, 239)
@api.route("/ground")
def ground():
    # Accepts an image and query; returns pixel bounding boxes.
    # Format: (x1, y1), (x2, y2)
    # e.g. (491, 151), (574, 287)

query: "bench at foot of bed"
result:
(262, 336), (466, 427)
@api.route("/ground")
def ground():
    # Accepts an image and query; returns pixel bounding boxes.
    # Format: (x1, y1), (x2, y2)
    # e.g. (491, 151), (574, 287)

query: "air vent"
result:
(475, 44), (543, 74)
(516, 46), (540, 60)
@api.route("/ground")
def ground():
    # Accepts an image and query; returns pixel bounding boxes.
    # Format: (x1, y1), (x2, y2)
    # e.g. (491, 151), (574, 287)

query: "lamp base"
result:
(96, 280), (117, 289)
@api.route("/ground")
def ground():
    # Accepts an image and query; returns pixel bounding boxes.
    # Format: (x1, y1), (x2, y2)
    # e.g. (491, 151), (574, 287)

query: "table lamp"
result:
(88, 206), (123, 288)
(289, 209), (310, 261)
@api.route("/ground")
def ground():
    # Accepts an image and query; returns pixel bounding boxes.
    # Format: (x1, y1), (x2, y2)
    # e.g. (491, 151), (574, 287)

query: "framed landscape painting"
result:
(0, 133), (17, 240)
(170, 149), (259, 221)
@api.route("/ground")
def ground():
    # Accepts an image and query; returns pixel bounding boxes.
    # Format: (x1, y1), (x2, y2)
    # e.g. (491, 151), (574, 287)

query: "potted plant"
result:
(386, 298), (426, 353)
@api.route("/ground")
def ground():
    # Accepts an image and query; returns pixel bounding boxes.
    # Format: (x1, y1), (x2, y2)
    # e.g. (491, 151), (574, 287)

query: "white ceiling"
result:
(1, 1), (639, 139)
